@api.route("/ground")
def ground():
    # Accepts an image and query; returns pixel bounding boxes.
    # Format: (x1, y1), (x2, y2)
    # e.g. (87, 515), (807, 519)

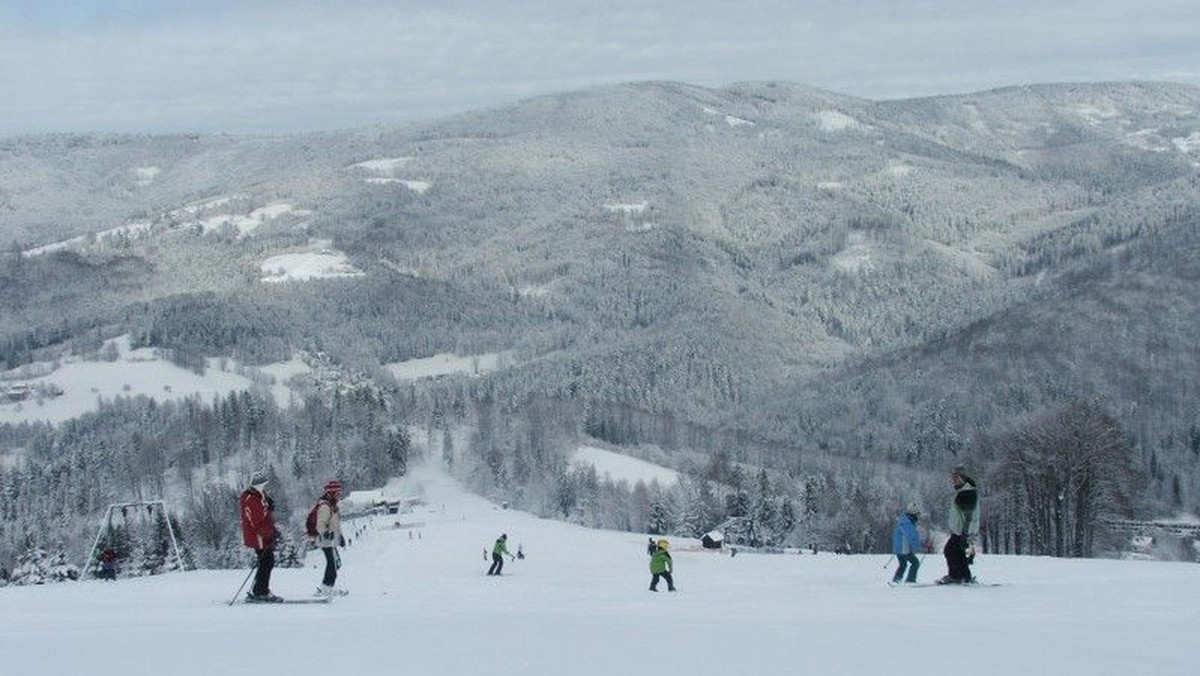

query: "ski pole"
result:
(228, 562), (257, 606)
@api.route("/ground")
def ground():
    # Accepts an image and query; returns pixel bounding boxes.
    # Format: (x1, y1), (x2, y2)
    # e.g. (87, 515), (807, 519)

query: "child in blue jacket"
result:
(892, 503), (923, 583)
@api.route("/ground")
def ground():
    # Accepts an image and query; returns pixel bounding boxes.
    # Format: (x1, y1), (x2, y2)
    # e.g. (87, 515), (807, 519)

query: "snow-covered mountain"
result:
(3, 80), (1200, 566)
(1, 462), (1196, 676)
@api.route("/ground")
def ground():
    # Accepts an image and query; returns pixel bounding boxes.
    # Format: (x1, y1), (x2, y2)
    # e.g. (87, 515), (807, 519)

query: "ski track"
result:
(1, 464), (1197, 676)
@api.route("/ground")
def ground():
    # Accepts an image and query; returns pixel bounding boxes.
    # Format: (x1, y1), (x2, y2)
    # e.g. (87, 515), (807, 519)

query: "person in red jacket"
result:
(240, 471), (281, 602)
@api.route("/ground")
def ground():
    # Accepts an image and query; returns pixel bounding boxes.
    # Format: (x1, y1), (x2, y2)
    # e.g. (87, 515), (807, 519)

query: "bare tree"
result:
(985, 400), (1137, 557)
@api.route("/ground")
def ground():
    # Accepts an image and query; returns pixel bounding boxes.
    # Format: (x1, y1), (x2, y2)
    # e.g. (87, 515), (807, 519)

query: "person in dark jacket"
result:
(939, 466), (981, 584)
(487, 533), (515, 575)
(99, 549), (119, 581)
(892, 503), (923, 583)
(649, 538), (676, 592)
(240, 472), (281, 602)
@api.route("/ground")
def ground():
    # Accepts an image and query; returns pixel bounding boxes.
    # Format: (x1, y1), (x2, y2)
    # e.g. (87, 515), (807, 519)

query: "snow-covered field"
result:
(572, 445), (680, 486)
(385, 352), (510, 381)
(195, 202), (310, 237)
(0, 336), (294, 424)
(2, 462), (1196, 676)
(260, 249), (365, 283)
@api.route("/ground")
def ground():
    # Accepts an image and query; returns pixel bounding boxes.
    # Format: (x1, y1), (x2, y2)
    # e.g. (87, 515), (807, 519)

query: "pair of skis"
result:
(888, 580), (1003, 588)
(229, 562), (346, 605)
(244, 594), (332, 605)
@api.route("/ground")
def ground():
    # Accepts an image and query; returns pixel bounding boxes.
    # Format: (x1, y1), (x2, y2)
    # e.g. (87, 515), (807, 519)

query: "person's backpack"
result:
(305, 501), (323, 538)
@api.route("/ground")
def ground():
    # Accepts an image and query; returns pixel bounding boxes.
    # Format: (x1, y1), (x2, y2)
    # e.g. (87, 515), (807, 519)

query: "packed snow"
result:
(0, 336), (290, 424)
(1, 461), (1196, 676)
(571, 445), (680, 486)
(260, 249), (365, 283)
(385, 352), (511, 381)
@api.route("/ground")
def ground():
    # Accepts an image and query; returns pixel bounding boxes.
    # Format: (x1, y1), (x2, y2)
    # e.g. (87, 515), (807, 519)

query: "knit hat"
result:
(324, 479), (342, 495)
(250, 471), (269, 487)
(906, 502), (920, 516)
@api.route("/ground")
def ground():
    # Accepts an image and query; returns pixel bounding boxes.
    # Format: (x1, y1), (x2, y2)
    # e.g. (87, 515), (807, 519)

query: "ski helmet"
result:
(656, 538), (669, 550)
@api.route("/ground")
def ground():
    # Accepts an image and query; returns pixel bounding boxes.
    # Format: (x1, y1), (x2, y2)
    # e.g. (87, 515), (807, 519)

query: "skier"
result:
(647, 537), (656, 556)
(891, 503), (922, 584)
(649, 538), (675, 592)
(938, 466), (981, 584)
(311, 479), (346, 596)
(240, 472), (282, 602)
(487, 533), (515, 575)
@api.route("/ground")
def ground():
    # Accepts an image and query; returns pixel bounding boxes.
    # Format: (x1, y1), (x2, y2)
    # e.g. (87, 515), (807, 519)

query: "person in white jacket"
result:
(313, 479), (346, 596)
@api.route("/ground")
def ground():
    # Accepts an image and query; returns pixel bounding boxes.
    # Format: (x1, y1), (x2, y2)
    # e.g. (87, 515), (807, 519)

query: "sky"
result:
(1, 0), (1198, 136)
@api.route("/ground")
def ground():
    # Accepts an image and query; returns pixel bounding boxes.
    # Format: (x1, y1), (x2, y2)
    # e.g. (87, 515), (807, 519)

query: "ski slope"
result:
(2, 463), (1197, 676)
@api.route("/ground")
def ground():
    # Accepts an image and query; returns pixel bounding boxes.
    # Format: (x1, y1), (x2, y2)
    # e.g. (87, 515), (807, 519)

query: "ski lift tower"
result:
(83, 500), (187, 574)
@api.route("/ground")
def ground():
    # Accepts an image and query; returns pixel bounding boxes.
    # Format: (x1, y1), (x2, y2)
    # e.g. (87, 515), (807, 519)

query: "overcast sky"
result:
(2, 0), (1198, 136)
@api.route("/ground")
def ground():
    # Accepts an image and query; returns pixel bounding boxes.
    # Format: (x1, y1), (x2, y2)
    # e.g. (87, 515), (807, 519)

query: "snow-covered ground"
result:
(195, 202), (311, 237)
(350, 157), (431, 192)
(349, 157), (413, 173)
(0, 336), (294, 424)
(384, 352), (511, 381)
(1, 462), (1196, 676)
(572, 445), (680, 486)
(260, 248), (365, 283)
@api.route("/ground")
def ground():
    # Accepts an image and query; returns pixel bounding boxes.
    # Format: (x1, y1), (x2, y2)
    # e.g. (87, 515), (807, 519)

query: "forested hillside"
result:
(2, 80), (1199, 573)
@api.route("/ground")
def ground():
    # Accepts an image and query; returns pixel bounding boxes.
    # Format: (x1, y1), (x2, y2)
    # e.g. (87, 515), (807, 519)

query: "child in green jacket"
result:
(487, 533), (514, 576)
(649, 539), (676, 592)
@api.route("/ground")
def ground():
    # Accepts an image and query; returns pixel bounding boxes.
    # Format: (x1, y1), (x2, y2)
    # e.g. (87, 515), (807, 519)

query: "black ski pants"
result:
(252, 548), (275, 596)
(893, 553), (920, 583)
(321, 547), (338, 587)
(650, 571), (675, 591)
(943, 534), (972, 582)
(487, 552), (504, 575)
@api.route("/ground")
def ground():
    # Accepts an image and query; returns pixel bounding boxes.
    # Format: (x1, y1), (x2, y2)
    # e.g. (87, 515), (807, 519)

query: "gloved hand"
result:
(322, 531), (335, 542)
(338, 535), (346, 547)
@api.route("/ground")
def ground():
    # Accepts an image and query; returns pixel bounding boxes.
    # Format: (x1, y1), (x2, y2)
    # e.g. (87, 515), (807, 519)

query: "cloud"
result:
(1, 0), (1198, 135)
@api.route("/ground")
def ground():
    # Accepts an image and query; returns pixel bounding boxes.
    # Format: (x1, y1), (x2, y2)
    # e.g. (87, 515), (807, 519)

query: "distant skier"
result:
(891, 503), (922, 584)
(310, 479), (346, 596)
(487, 533), (515, 575)
(938, 466), (980, 584)
(647, 537), (656, 556)
(649, 538), (676, 592)
(240, 471), (282, 602)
